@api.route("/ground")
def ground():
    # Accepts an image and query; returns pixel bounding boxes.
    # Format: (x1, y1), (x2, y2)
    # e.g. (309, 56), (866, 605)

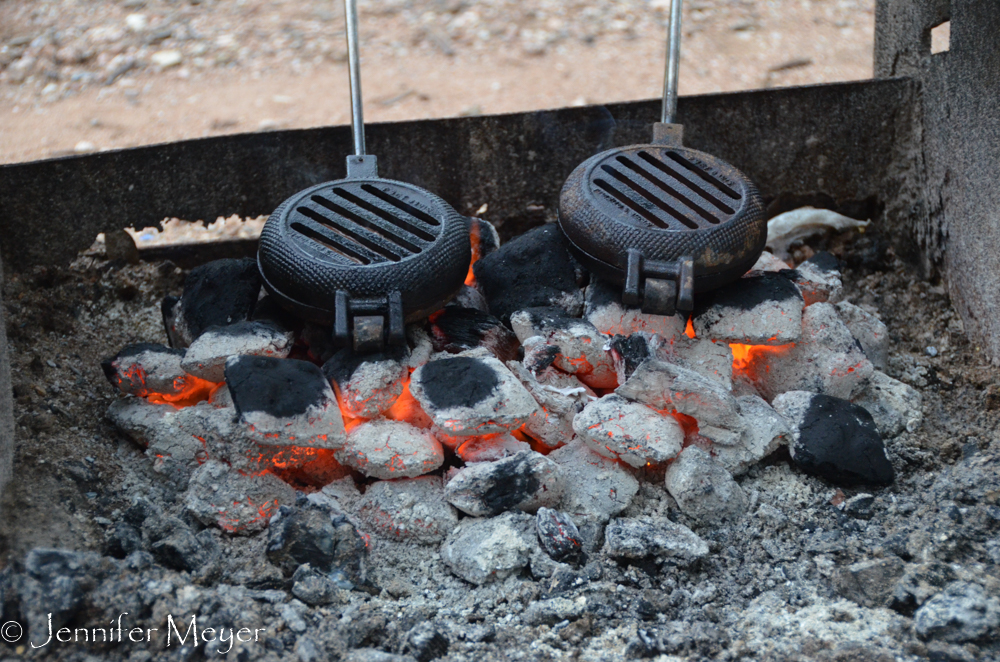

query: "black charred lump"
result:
(607, 334), (650, 383)
(774, 392), (895, 486)
(430, 307), (520, 362)
(695, 271), (802, 314)
(226, 356), (329, 419)
(536, 507), (586, 565)
(472, 224), (586, 324)
(266, 504), (367, 586)
(162, 257), (261, 347)
(416, 356), (500, 410)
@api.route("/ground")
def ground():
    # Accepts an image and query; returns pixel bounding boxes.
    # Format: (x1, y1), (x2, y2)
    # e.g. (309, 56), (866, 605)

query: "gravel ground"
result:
(0, 228), (997, 661)
(0, 0), (875, 163)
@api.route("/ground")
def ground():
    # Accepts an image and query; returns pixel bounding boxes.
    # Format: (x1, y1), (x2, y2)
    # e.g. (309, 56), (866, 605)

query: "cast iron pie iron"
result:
(558, 0), (766, 316)
(257, 0), (470, 352)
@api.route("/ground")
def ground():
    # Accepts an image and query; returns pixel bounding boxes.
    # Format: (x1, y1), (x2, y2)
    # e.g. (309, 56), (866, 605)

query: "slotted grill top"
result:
(289, 181), (443, 266)
(590, 148), (744, 232)
(258, 175), (470, 325)
(558, 142), (766, 294)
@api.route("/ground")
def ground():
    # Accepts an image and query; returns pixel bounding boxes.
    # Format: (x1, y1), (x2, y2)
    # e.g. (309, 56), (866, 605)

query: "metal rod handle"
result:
(344, 0), (366, 156)
(661, 0), (683, 124)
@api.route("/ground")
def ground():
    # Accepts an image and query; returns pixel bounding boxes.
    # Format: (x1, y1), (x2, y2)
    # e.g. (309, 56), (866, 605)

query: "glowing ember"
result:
(465, 221), (482, 286)
(730, 343), (795, 375)
(146, 374), (219, 408)
(685, 317), (696, 339)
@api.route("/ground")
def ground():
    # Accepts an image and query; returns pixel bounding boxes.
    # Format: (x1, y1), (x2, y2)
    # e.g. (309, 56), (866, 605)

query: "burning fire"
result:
(729, 342), (795, 376)
(465, 221), (482, 286)
(144, 373), (218, 408)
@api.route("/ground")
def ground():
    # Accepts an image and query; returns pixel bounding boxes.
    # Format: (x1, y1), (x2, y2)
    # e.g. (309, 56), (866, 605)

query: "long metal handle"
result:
(661, 0), (683, 124)
(344, 0), (365, 156)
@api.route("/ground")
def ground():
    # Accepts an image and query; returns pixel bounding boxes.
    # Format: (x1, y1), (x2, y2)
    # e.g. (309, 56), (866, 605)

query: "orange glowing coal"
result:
(465, 221), (482, 287)
(145, 373), (219, 408)
(729, 342), (795, 376)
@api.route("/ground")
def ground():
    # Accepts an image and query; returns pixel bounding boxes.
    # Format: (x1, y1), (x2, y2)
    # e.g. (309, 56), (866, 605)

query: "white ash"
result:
(749, 251), (792, 272)
(548, 439), (639, 523)
(336, 419), (444, 480)
(692, 272), (804, 345)
(409, 354), (539, 436)
(183, 460), (295, 535)
(584, 278), (686, 339)
(786, 252), (844, 306)
(444, 450), (563, 517)
(852, 370), (924, 438)
(357, 476), (458, 545)
(572, 394), (683, 467)
(752, 302), (875, 401)
(713, 395), (790, 476)
(616, 359), (744, 446)
(101, 343), (189, 396)
(508, 361), (593, 449)
(603, 516), (709, 564)
(405, 325), (434, 371)
(510, 307), (618, 389)
(452, 433), (530, 463)
(836, 300), (890, 371)
(325, 349), (408, 419)
(440, 511), (539, 585)
(664, 446), (748, 524)
(226, 355), (347, 450)
(180, 320), (294, 382)
(659, 335), (735, 390)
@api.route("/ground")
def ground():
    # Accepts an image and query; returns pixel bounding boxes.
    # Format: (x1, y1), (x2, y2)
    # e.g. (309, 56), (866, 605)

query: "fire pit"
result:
(1, 1), (1000, 659)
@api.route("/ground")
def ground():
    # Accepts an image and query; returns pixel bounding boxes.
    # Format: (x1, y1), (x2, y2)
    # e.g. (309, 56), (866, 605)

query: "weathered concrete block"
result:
(572, 394), (684, 467)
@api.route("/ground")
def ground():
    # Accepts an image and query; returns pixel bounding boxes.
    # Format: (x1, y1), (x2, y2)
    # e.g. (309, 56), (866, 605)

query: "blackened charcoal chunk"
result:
(403, 622), (450, 662)
(607, 334), (650, 383)
(227, 356), (330, 419)
(536, 507), (585, 565)
(323, 345), (408, 418)
(150, 526), (221, 576)
(252, 294), (304, 333)
(410, 355), (540, 436)
(430, 307), (520, 362)
(164, 258), (261, 347)
(226, 356), (345, 449)
(472, 224), (585, 323)
(468, 216), (501, 261)
(444, 450), (563, 517)
(773, 391), (894, 486)
(266, 504), (367, 586)
(100, 342), (186, 396)
(779, 251), (843, 306)
(692, 271), (803, 345)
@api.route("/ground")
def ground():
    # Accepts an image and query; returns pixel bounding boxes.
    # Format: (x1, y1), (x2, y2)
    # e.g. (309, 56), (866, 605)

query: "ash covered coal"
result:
(9, 220), (1000, 661)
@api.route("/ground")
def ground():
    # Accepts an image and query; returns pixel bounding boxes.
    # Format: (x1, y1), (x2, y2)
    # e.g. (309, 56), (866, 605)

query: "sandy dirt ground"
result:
(0, 0), (875, 165)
